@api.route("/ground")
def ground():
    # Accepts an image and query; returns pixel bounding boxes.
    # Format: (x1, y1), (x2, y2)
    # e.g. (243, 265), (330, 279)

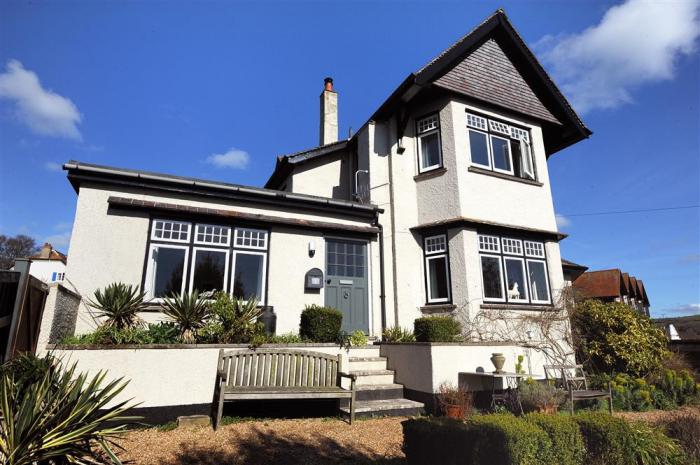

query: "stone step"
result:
(355, 383), (405, 401)
(348, 357), (387, 371)
(340, 398), (425, 418)
(350, 369), (395, 386)
(345, 346), (381, 358)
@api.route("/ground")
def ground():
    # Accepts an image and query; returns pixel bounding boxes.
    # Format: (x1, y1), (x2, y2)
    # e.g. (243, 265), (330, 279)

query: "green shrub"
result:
(86, 282), (146, 330)
(468, 413), (554, 465)
(349, 330), (368, 346)
(663, 412), (700, 464)
(60, 322), (180, 345)
(207, 293), (264, 343)
(265, 332), (304, 344)
(402, 417), (471, 465)
(574, 412), (635, 465)
(382, 326), (416, 342)
(571, 299), (668, 376)
(144, 322), (179, 343)
(628, 421), (687, 465)
(524, 413), (585, 465)
(413, 316), (461, 342)
(299, 305), (342, 342)
(518, 378), (566, 413)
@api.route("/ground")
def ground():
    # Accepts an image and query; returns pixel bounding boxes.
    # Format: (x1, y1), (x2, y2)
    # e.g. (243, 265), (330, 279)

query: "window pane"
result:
(192, 250), (226, 293)
(420, 132), (441, 169)
(504, 258), (527, 301)
(469, 130), (490, 167)
(491, 137), (512, 172)
(481, 256), (503, 299)
(153, 248), (186, 297)
(528, 261), (550, 302)
(232, 253), (264, 301)
(428, 256), (449, 300)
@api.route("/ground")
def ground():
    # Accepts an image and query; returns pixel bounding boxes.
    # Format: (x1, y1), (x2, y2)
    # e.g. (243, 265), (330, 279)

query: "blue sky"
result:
(0, 0), (698, 317)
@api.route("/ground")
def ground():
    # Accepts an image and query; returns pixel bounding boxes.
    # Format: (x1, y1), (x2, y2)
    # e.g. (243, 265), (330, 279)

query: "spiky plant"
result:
(0, 355), (137, 465)
(87, 282), (146, 330)
(208, 293), (262, 343)
(160, 291), (211, 343)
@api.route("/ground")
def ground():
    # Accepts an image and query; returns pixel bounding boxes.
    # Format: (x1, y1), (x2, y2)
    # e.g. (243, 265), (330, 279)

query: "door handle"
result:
(326, 279), (331, 284)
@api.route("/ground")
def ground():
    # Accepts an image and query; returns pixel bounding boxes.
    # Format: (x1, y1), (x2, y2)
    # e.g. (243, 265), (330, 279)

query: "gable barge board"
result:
(107, 196), (380, 237)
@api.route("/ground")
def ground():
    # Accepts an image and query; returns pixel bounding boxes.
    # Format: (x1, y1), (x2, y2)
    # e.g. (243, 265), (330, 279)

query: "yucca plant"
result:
(160, 291), (211, 343)
(87, 282), (146, 330)
(0, 355), (137, 464)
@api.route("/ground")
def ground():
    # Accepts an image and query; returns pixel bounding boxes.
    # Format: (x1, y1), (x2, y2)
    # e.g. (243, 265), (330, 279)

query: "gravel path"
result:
(116, 417), (407, 465)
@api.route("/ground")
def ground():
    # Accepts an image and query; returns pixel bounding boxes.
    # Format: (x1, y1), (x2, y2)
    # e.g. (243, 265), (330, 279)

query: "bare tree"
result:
(0, 234), (40, 270)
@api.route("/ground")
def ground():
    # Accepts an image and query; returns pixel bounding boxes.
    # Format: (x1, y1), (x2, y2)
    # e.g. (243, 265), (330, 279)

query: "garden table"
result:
(458, 371), (537, 414)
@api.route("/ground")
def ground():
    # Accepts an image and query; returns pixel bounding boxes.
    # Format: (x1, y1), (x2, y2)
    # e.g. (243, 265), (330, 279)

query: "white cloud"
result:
(657, 303), (700, 317)
(44, 161), (62, 172)
(535, 0), (700, 114)
(205, 147), (250, 169)
(555, 214), (572, 229)
(0, 60), (82, 139)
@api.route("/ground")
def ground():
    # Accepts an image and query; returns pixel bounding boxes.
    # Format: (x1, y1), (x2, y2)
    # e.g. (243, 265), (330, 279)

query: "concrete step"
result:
(340, 398), (425, 418)
(348, 357), (387, 371)
(345, 346), (381, 358)
(350, 369), (395, 386)
(355, 383), (405, 401)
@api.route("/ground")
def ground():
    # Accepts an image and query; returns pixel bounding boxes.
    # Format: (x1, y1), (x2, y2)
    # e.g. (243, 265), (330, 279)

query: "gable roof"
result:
(265, 139), (350, 189)
(573, 269), (623, 299)
(371, 9), (590, 155)
(28, 243), (67, 264)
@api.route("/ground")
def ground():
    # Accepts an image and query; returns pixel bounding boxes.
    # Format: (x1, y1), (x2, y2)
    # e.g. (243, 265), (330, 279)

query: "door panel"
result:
(325, 239), (369, 334)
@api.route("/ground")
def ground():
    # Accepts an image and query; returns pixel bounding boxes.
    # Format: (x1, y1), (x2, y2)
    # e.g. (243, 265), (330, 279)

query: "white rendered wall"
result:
(28, 260), (66, 283)
(289, 152), (352, 200)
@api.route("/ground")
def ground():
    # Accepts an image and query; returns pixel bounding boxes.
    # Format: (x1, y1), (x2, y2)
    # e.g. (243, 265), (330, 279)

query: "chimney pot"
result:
(324, 77), (334, 92)
(320, 77), (338, 145)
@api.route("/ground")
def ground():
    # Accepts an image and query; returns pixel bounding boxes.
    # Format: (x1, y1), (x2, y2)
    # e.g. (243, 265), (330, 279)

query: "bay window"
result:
(467, 112), (535, 180)
(478, 234), (551, 305)
(416, 114), (442, 173)
(190, 248), (228, 294)
(423, 234), (451, 303)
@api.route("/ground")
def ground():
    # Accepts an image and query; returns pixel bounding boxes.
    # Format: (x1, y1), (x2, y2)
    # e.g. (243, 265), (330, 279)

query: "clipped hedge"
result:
(414, 316), (461, 342)
(402, 417), (470, 465)
(299, 305), (342, 342)
(574, 412), (635, 465)
(524, 413), (584, 465)
(469, 414), (554, 465)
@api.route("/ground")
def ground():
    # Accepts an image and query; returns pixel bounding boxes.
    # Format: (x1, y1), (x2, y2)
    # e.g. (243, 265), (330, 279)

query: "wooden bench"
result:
(214, 349), (356, 429)
(544, 364), (613, 414)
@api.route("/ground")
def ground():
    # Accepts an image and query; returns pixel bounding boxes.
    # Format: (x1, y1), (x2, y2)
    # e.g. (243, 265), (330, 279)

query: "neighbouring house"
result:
(654, 315), (700, 372)
(25, 243), (67, 284)
(561, 258), (588, 286)
(572, 269), (650, 316)
(42, 9), (594, 418)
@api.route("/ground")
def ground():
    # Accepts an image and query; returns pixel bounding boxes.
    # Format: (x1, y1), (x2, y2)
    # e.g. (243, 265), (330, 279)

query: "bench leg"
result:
(349, 392), (356, 425)
(215, 388), (225, 430)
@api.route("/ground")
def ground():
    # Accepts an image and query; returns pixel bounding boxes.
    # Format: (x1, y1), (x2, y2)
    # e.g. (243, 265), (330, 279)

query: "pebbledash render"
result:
(61, 10), (590, 345)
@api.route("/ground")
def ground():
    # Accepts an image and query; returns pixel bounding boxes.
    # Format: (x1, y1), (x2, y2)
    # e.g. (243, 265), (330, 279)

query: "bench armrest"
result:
(218, 367), (228, 384)
(338, 372), (357, 390)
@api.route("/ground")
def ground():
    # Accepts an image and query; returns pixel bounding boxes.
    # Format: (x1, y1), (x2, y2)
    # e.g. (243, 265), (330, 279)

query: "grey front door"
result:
(324, 239), (369, 334)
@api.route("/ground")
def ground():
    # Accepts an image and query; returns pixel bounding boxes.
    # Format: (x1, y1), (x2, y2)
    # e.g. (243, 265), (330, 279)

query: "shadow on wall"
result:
(165, 425), (405, 465)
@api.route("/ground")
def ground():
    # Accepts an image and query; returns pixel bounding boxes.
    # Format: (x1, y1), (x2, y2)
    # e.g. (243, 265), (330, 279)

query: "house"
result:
(572, 269), (650, 316)
(561, 258), (588, 286)
(45, 10), (595, 417)
(61, 9), (588, 338)
(653, 315), (700, 371)
(26, 243), (67, 284)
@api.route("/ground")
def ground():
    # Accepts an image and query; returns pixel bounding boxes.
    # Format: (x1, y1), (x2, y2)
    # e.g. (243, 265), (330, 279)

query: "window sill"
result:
(420, 303), (456, 314)
(414, 167), (447, 181)
(480, 303), (555, 312)
(468, 166), (543, 186)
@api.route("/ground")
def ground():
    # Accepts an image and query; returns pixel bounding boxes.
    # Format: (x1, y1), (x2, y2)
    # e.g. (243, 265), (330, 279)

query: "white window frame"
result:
(425, 254), (451, 303)
(480, 253), (506, 303)
(524, 241), (545, 258)
(416, 115), (443, 173)
(468, 128), (492, 170)
(478, 234), (501, 253)
(502, 238), (523, 256)
(188, 246), (230, 294)
(144, 243), (189, 300)
(194, 223), (231, 246)
(234, 227), (268, 250)
(527, 259), (551, 304)
(424, 234), (447, 255)
(503, 256), (529, 303)
(231, 250), (267, 302)
(489, 134), (514, 175)
(466, 112), (487, 131)
(488, 119), (511, 136)
(151, 219), (191, 244)
(519, 139), (535, 180)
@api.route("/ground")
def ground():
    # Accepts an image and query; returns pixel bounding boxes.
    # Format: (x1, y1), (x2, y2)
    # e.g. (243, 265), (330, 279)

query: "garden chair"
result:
(543, 364), (613, 414)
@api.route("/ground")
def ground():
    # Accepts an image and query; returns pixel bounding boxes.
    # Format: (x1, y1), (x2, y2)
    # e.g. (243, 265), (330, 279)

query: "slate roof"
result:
(654, 315), (700, 342)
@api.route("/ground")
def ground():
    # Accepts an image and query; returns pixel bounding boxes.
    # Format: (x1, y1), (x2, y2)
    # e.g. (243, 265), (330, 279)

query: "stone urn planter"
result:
(491, 353), (506, 373)
(443, 403), (465, 419)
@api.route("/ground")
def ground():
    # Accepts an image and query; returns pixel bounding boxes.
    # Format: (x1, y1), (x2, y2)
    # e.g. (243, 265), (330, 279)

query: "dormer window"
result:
(467, 112), (535, 181)
(416, 114), (443, 173)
